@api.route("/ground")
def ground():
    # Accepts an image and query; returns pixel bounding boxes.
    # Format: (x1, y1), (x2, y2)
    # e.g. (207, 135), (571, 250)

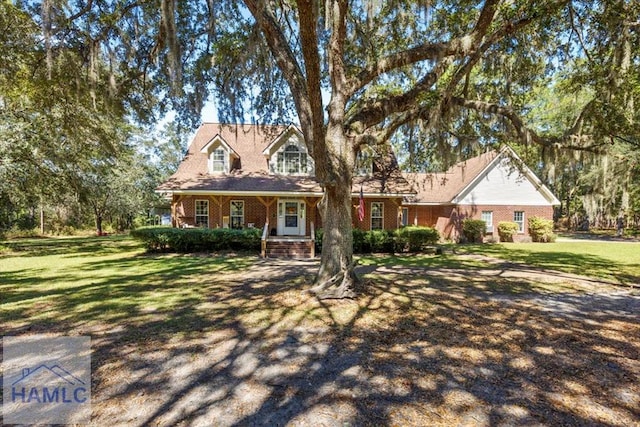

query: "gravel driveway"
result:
(80, 257), (640, 426)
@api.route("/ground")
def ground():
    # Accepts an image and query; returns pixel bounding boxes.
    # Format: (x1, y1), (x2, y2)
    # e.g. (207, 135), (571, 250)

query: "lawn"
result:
(1, 236), (639, 426)
(456, 240), (640, 286)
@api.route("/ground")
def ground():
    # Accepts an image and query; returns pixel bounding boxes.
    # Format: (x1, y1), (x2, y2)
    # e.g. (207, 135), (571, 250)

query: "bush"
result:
(130, 227), (261, 252)
(352, 228), (369, 253)
(394, 226), (440, 252)
(497, 221), (519, 242)
(313, 228), (323, 254)
(366, 229), (395, 253)
(528, 216), (556, 243)
(314, 228), (397, 254)
(462, 219), (486, 243)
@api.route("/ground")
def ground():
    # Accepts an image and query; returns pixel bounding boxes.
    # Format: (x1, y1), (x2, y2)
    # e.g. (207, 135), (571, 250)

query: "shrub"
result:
(313, 228), (323, 253)
(528, 216), (556, 243)
(366, 229), (395, 253)
(462, 219), (486, 243)
(130, 227), (261, 252)
(352, 228), (369, 253)
(394, 226), (440, 252)
(497, 221), (519, 242)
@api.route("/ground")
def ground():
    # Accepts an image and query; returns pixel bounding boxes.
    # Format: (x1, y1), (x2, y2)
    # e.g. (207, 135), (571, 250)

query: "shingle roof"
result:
(157, 123), (414, 196)
(403, 150), (499, 204)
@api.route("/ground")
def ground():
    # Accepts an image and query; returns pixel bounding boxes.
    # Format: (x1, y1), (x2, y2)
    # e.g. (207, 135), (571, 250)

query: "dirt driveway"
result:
(81, 257), (640, 426)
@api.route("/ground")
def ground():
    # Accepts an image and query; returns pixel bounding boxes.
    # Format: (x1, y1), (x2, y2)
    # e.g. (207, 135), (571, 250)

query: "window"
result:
(371, 202), (384, 230)
(401, 207), (409, 226)
(355, 149), (373, 176)
(195, 200), (209, 227)
(277, 145), (308, 174)
(481, 211), (493, 232)
(210, 148), (226, 173)
(230, 200), (244, 229)
(514, 211), (525, 233)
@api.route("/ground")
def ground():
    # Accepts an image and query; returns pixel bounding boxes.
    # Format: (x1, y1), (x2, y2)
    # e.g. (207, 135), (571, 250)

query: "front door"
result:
(277, 199), (306, 235)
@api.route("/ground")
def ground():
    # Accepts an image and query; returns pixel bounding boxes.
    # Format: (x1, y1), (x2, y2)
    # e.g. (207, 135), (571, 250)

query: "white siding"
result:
(457, 158), (552, 206)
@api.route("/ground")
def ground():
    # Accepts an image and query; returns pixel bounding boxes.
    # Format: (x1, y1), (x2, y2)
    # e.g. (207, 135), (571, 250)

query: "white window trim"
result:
(514, 211), (525, 233)
(230, 200), (244, 229)
(209, 147), (228, 173)
(482, 211), (493, 233)
(401, 207), (409, 227)
(355, 148), (374, 176)
(272, 142), (312, 176)
(371, 202), (384, 230)
(195, 199), (209, 228)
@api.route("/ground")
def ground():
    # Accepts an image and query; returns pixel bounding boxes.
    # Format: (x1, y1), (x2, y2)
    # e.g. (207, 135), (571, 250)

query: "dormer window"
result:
(211, 148), (226, 173)
(263, 125), (314, 176)
(201, 135), (236, 174)
(355, 147), (373, 176)
(277, 145), (308, 175)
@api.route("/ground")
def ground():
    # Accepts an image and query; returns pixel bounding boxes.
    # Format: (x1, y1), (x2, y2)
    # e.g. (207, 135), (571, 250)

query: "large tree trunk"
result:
(311, 181), (358, 299)
(308, 0), (358, 299)
(310, 120), (359, 299)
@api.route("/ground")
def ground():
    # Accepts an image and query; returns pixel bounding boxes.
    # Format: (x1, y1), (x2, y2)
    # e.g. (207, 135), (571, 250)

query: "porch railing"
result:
(310, 221), (315, 258)
(261, 221), (269, 258)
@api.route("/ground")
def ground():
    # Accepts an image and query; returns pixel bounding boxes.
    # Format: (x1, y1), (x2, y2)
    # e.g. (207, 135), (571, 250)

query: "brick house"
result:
(157, 123), (559, 255)
(403, 147), (560, 241)
(156, 123), (414, 257)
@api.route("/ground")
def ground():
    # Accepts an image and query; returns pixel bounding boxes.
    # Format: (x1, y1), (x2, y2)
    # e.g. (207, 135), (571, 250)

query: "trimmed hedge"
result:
(133, 225), (441, 255)
(315, 226), (439, 254)
(462, 219), (486, 243)
(130, 226), (261, 252)
(394, 226), (440, 252)
(497, 221), (519, 242)
(528, 216), (556, 243)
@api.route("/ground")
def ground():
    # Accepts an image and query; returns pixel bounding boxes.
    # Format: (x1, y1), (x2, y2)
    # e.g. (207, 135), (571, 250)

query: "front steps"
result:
(264, 237), (315, 258)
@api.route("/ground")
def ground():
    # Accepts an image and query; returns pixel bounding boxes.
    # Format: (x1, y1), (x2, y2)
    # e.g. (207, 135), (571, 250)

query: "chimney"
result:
(22, 368), (30, 377)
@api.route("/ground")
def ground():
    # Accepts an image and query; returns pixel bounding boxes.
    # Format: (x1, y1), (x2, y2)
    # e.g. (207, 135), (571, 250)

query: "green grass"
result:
(457, 241), (640, 285)
(0, 235), (255, 332)
(2, 236), (637, 336)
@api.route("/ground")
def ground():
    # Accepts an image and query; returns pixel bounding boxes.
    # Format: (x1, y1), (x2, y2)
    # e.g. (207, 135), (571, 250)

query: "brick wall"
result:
(405, 203), (554, 241)
(456, 204), (554, 239)
(173, 194), (555, 242)
(172, 195), (322, 234)
(352, 197), (403, 231)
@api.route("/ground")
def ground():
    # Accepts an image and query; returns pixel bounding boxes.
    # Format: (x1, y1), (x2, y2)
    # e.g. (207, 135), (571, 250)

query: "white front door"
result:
(277, 199), (306, 235)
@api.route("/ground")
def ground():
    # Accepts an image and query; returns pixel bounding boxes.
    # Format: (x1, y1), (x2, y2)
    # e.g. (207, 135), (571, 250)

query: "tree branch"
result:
(244, 0), (312, 140)
(451, 96), (607, 152)
(297, 0), (325, 159)
(345, 0), (500, 96)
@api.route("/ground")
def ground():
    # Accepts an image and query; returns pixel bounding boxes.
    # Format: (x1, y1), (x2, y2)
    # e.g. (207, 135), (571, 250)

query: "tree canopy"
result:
(2, 0), (639, 295)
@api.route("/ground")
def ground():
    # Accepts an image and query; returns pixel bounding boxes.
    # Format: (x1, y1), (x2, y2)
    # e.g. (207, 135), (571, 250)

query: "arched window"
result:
(277, 145), (308, 174)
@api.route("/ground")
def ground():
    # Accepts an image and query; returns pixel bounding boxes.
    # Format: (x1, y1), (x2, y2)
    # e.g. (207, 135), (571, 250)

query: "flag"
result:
(358, 186), (365, 222)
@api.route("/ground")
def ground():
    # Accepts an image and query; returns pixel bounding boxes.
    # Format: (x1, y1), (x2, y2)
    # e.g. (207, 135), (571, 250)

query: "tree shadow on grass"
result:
(458, 244), (640, 287)
(2, 250), (639, 426)
(1, 235), (139, 259)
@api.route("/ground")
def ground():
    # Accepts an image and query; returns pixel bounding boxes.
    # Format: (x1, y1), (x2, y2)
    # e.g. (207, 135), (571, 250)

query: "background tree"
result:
(4, 0), (639, 297)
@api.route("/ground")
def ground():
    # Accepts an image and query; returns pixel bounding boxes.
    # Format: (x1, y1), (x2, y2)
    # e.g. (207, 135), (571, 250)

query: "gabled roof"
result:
(199, 134), (240, 159)
(403, 146), (560, 205)
(404, 150), (499, 204)
(261, 124), (304, 155)
(157, 123), (415, 197)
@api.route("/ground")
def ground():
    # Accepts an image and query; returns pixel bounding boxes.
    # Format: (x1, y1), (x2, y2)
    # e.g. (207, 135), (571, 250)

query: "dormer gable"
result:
(262, 125), (315, 176)
(200, 135), (239, 174)
(354, 146), (375, 176)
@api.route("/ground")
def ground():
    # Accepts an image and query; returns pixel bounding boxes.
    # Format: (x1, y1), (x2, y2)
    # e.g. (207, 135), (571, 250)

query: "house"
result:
(403, 147), (561, 241)
(156, 123), (414, 257)
(157, 123), (560, 256)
